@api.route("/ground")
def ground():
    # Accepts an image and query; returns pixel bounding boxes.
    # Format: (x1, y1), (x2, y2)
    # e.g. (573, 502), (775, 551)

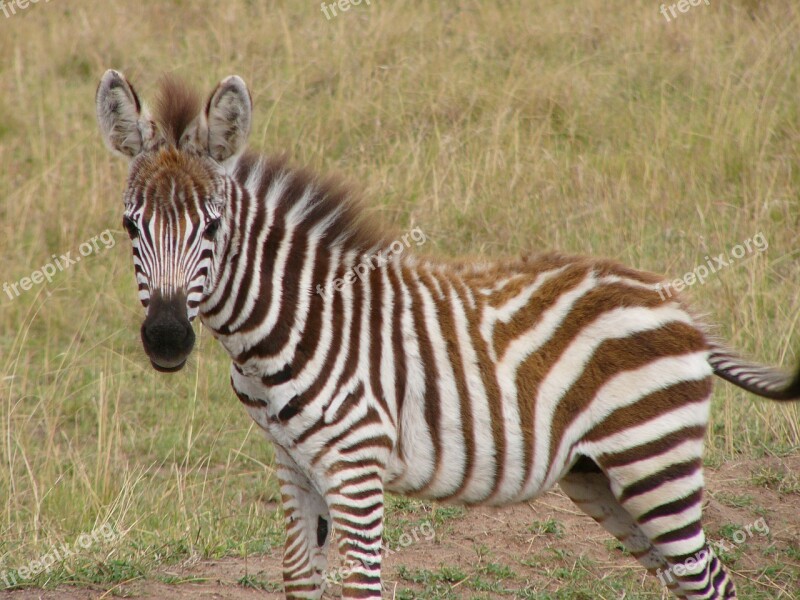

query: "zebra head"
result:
(96, 70), (252, 372)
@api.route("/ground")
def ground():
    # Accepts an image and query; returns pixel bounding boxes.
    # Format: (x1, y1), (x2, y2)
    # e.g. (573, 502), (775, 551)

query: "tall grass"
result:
(0, 0), (798, 587)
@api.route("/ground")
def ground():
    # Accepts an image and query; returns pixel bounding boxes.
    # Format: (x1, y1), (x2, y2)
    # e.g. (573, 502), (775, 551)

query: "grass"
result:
(394, 556), (651, 600)
(0, 0), (799, 596)
(527, 519), (564, 538)
(750, 465), (800, 493)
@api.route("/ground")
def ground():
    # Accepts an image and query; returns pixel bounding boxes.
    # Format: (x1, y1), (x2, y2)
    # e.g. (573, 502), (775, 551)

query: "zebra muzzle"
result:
(140, 291), (195, 373)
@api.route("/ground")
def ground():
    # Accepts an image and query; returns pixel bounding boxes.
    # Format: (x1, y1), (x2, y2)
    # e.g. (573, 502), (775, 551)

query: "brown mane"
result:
(232, 150), (391, 256)
(153, 74), (202, 146)
(149, 75), (391, 255)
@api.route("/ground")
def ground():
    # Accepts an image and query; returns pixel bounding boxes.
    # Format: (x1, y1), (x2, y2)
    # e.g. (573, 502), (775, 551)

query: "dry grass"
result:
(0, 0), (798, 595)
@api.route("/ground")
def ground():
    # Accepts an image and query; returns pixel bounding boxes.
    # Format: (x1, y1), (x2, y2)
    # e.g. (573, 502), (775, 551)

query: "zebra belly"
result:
(382, 400), (556, 506)
(383, 453), (556, 506)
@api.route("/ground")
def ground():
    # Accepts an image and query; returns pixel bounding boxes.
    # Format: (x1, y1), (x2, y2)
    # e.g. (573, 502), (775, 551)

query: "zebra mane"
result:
(234, 150), (393, 257)
(153, 74), (202, 147)
(148, 75), (394, 256)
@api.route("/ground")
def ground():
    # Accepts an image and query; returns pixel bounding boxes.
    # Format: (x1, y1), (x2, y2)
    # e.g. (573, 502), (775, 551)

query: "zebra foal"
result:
(95, 71), (800, 599)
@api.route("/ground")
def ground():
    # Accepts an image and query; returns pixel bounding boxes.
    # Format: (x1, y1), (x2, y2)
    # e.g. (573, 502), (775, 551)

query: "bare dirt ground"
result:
(3, 456), (798, 600)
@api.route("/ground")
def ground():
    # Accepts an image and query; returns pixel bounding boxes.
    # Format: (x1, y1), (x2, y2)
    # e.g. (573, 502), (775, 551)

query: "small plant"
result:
(750, 466), (800, 494)
(527, 518), (564, 537)
(604, 538), (630, 555)
(716, 492), (753, 508)
(236, 573), (281, 591)
(473, 543), (492, 561)
(479, 562), (515, 579)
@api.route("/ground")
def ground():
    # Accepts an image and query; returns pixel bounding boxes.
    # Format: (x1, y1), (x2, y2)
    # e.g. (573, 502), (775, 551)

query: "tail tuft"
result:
(709, 344), (800, 401)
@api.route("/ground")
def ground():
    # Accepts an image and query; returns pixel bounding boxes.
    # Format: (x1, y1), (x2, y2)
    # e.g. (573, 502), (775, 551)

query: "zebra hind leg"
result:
(594, 442), (737, 599)
(559, 458), (685, 597)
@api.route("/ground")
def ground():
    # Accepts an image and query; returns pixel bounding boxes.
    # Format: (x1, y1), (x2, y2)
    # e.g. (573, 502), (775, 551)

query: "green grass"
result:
(1, 0), (799, 595)
(750, 465), (800, 493)
(237, 573), (282, 593)
(527, 519), (564, 538)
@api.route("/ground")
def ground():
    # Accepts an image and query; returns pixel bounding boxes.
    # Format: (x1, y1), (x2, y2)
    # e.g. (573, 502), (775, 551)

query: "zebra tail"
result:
(709, 343), (800, 401)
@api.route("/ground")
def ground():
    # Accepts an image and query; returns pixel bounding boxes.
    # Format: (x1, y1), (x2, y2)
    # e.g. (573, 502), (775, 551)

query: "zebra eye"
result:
(122, 215), (139, 239)
(203, 218), (221, 240)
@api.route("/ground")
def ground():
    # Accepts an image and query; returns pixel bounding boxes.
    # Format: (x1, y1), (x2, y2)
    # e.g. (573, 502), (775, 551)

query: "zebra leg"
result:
(275, 447), (331, 600)
(598, 453), (737, 599)
(324, 468), (385, 599)
(559, 460), (685, 597)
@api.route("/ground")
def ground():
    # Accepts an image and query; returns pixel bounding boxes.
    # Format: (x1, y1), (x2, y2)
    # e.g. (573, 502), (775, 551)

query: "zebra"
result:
(95, 70), (800, 600)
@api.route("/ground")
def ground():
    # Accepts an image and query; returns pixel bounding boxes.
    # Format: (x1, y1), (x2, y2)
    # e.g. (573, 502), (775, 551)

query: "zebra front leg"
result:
(275, 447), (331, 600)
(325, 468), (385, 599)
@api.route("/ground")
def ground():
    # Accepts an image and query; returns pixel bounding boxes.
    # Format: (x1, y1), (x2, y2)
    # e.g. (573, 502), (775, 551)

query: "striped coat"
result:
(96, 71), (800, 600)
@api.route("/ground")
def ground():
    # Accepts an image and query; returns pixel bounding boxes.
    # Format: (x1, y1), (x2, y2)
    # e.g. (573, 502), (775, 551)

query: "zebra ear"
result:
(204, 75), (252, 162)
(96, 70), (155, 160)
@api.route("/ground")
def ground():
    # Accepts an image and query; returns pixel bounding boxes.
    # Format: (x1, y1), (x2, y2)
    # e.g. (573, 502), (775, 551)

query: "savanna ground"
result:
(1, 0), (799, 598)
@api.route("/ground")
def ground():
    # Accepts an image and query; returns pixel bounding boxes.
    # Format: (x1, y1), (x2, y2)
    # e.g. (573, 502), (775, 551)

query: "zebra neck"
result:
(199, 151), (392, 379)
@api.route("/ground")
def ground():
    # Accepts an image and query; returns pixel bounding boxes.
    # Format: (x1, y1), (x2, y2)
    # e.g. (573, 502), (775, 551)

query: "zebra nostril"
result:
(142, 319), (194, 350)
(139, 292), (195, 369)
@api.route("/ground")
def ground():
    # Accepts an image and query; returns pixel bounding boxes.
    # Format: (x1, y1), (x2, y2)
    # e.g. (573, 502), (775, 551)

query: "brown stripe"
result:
(492, 263), (591, 359)
(403, 265), (443, 495)
(230, 376), (266, 408)
(638, 489), (704, 525)
(235, 226), (312, 362)
(261, 239), (331, 376)
(235, 173), (322, 341)
(597, 426), (706, 470)
(654, 520), (703, 545)
(203, 160), (264, 319)
(583, 379), (712, 446)
(617, 458), (702, 504)
(484, 252), (579, 308)
(281, 273), (349, 444)
(309, 391), (382, 466)
(428, 272), (475, 500)
(238, 223), (307, 340)
(454, 276), (506, 502)
(387, 263), (407, 460)
(221, 170), (285, 332)
(329, 257), (365, 404)
(547, 322), (708, 478)
(200, 183), (240, 312)
(367, 264), (391, 419)
(299, 384), (367, 449)
(325, 469), (382, 495)
(515, 280), (666, 495)
(339, 434), (393, 457)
